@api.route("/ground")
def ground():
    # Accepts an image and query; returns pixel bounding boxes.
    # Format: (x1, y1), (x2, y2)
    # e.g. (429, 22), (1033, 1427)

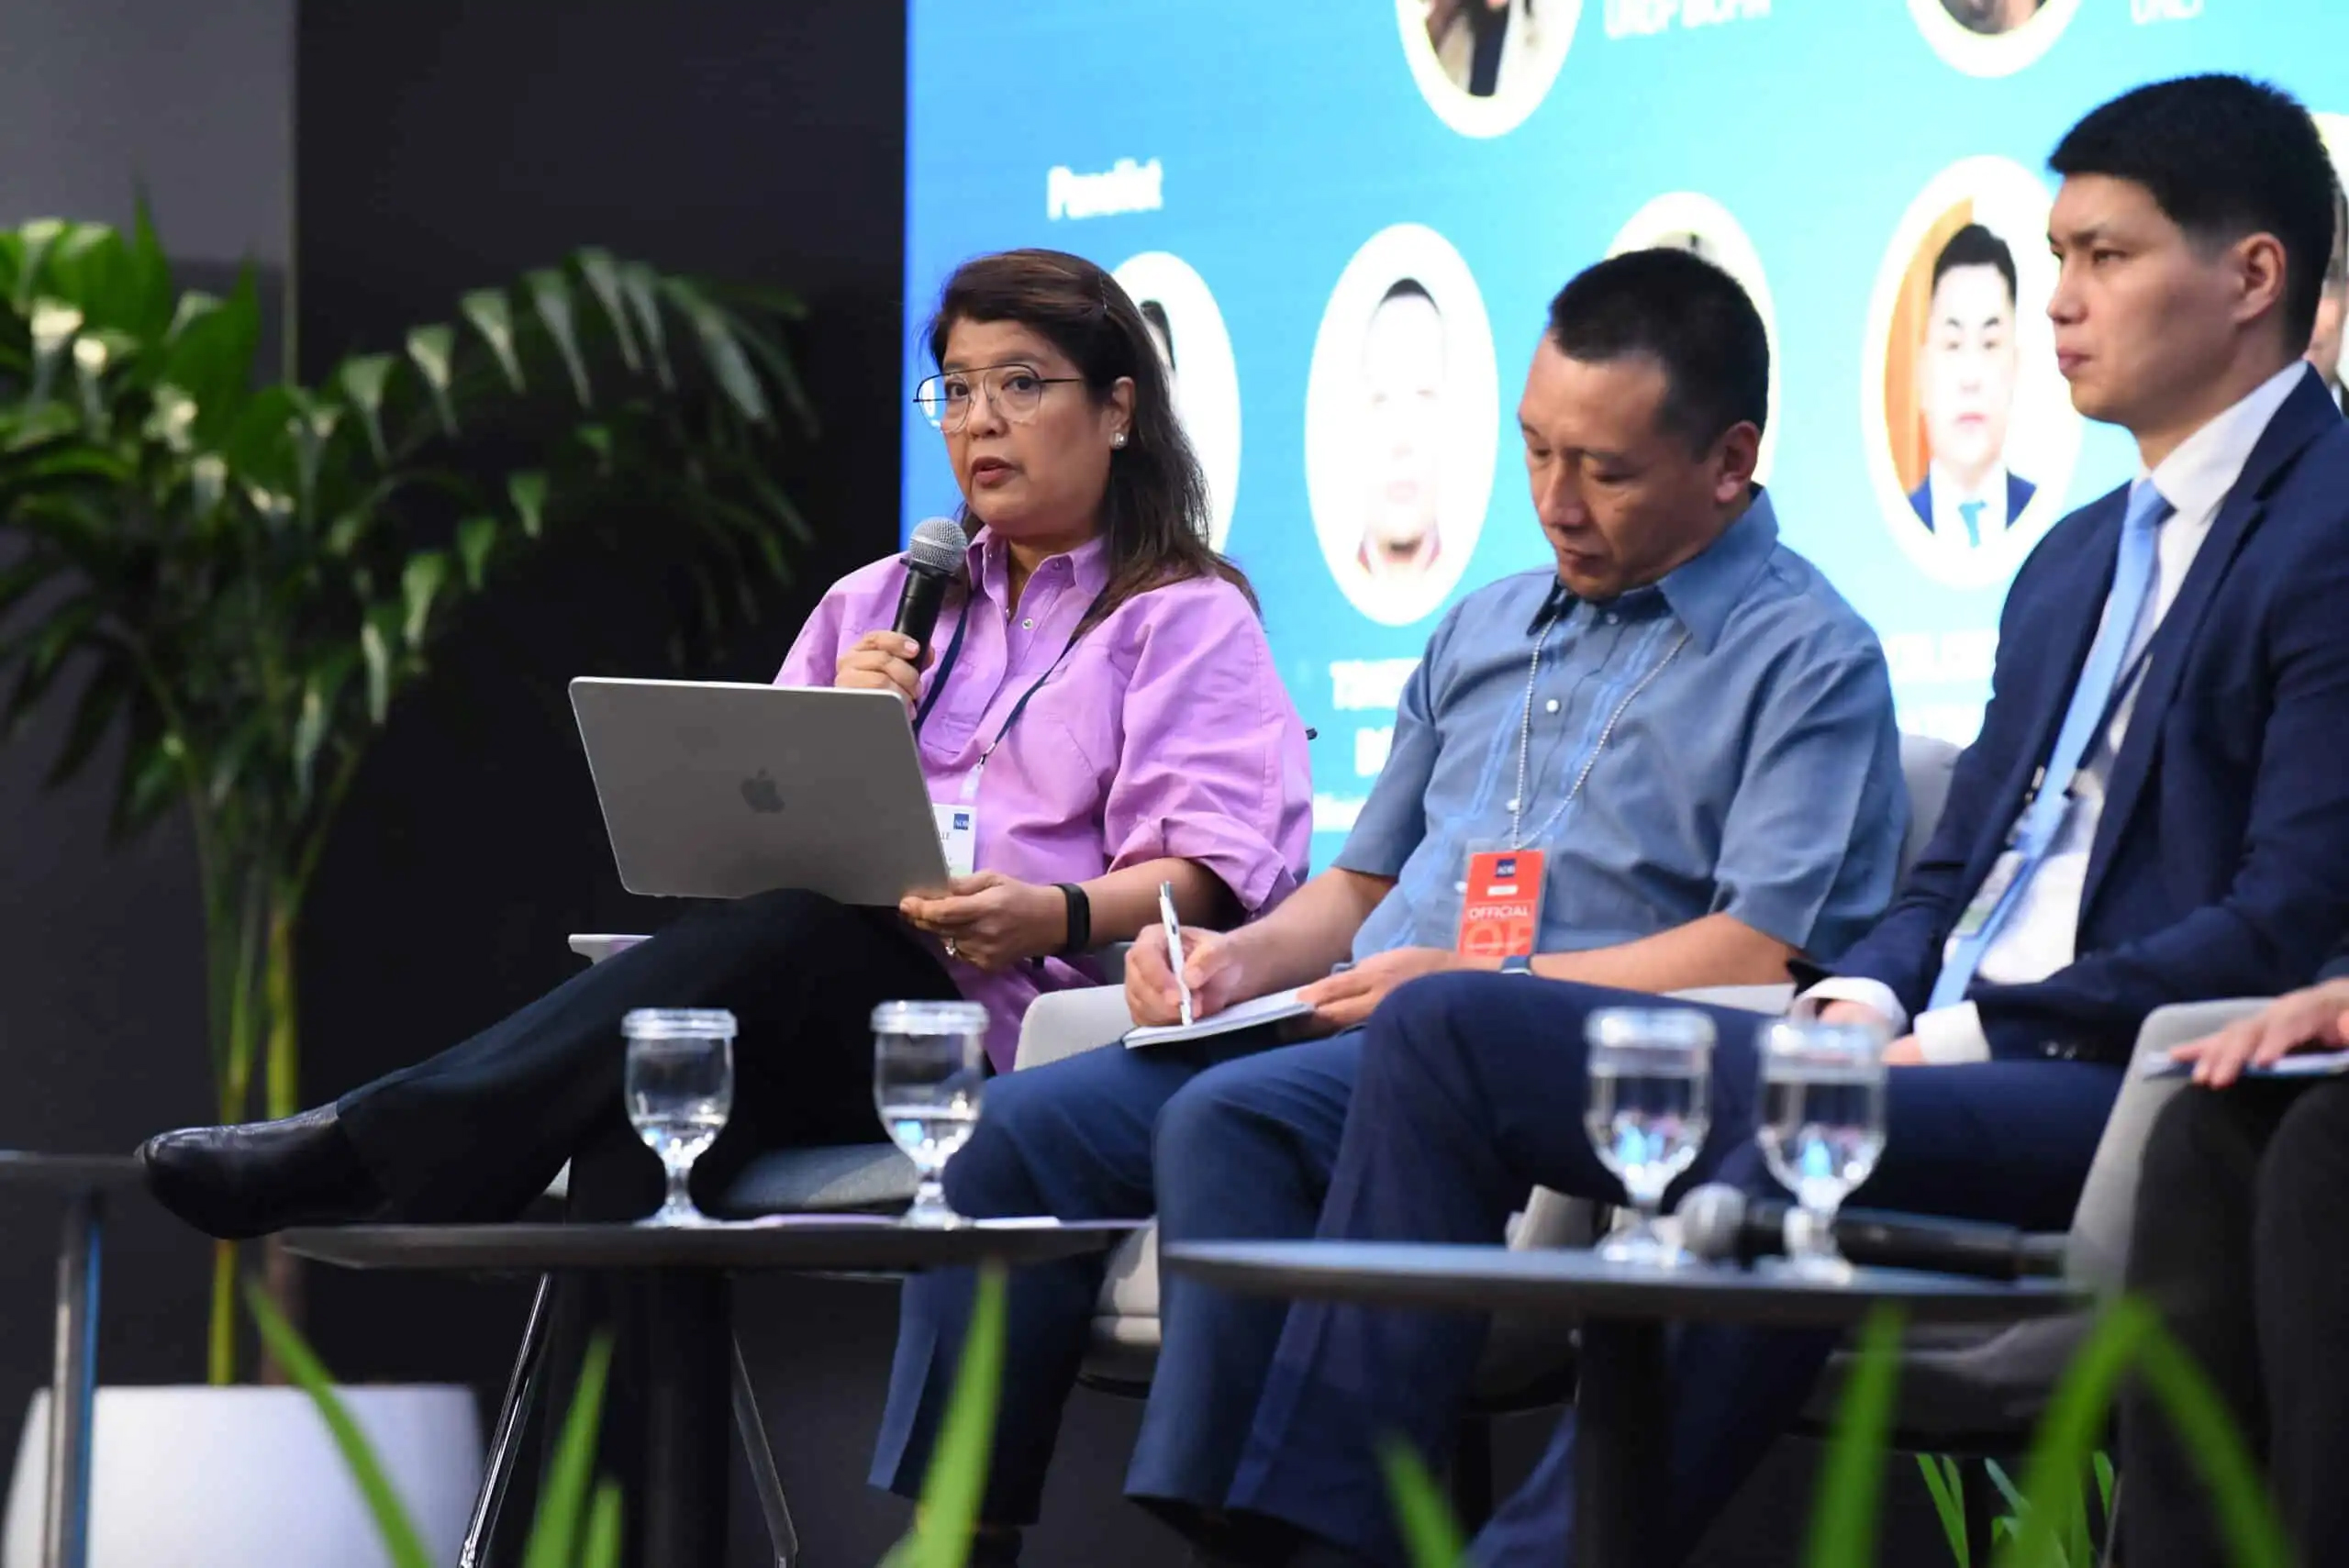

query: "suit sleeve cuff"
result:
(1914, 1001), (1991, 1065)
(1793, 978), (1909, 1036)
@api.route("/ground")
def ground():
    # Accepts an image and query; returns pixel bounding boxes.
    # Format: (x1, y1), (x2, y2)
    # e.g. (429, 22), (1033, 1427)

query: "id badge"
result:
(931, 802), (979, 879)
(1457, 844), (1546, 959)
(1951, 848), (2027, 940)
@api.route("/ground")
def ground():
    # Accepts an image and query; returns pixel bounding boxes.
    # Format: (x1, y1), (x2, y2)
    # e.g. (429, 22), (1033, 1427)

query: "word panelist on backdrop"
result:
(137, 248), (1312, 1238)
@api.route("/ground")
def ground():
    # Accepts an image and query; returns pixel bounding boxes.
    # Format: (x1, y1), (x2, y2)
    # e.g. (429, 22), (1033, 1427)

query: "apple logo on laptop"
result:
(740, 770), (784, 814)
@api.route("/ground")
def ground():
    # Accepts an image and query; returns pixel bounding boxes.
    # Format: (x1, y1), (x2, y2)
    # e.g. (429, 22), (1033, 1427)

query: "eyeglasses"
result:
(914, 363), (1085, 433)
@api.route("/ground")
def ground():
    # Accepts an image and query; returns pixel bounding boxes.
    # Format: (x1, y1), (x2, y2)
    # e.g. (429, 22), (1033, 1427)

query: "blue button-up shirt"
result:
(1343, 491), (1905, 963)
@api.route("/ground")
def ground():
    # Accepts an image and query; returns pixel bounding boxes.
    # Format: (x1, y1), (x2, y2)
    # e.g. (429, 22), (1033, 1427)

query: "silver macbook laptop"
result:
(571, 678), (952, 905)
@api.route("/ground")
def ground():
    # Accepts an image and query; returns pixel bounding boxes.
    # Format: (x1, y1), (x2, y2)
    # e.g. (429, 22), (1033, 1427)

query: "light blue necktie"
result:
(1928, 478), (2174, 1010)
(1957, 499), (1986, 547)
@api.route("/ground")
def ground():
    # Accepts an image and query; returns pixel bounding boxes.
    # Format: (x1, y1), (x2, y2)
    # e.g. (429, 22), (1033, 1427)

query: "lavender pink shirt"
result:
(775, 527), (1313, 1068)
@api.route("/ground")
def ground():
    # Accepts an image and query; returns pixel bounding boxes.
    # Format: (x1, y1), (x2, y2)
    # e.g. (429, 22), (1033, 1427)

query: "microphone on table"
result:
(892, 516), (971, 659)
(1675, 1184), (2067, 1283)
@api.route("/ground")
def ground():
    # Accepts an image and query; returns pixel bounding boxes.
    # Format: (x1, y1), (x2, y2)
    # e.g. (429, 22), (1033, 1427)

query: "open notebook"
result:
(1123, 986), (1313, 1049)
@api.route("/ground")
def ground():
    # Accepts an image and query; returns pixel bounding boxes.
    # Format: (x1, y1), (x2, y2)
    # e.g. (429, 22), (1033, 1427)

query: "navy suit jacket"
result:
(1907, 471), (2038, 531)
(1814, 372), (2349, 1063)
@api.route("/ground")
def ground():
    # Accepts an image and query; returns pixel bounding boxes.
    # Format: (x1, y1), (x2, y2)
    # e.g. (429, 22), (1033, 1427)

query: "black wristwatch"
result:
(1500, 954), (1536, 976)
(1055, 883), (1093, 955)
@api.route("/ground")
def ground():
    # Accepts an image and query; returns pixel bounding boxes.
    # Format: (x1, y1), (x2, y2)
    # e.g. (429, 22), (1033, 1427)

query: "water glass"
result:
(623, 1008), (737, 1227)
(1584, 1007), (1713, 1266)
(1756, 1017), (1889, 1280)
(873, 1000), (990, 1228)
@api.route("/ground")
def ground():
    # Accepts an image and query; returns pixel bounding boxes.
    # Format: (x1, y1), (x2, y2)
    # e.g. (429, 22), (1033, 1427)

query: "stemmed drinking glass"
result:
(873, 1000), (990, 1228)
(1584, 1007), (1714, 1266)
(623, 1008), (737, 1227)
(1755, 1017), (1890, 1280)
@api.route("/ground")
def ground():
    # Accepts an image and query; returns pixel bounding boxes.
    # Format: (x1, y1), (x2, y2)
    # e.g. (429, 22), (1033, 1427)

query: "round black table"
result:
(284, 1218), (1138, 1565)
(0, 1154), (144, 1568)
(1165, 1241), (2086, 1568)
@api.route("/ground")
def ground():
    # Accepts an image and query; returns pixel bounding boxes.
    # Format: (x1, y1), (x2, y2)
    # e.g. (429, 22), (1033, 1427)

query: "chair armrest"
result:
(569, 934), (651, 965)
(1509, 1185), (1600, 1251)
(2065, 997), (2270, 1290)
(1015, 986), (1136, 1071)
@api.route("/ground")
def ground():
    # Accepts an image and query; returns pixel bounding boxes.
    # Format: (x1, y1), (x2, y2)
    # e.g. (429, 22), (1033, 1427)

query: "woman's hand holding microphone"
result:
(836, 631), (926, 708)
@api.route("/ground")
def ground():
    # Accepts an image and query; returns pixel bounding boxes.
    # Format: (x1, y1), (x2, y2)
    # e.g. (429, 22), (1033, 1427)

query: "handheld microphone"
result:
(892, 516), (969, 659)
(1675, 1184), (2067, 1282)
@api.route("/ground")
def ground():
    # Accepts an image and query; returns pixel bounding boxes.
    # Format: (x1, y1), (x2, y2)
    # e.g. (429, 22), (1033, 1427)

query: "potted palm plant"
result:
(0, 206), (813, 1555)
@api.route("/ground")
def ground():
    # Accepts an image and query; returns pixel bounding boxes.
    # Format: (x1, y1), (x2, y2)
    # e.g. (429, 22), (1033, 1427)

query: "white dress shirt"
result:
(1807, 361), (2312, 1061)
(1928, 461), (2015, 550)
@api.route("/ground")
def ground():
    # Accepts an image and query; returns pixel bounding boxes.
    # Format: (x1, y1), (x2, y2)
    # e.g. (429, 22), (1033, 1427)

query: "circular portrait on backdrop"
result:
(1305, 223), (1499, 628)
(1863, 157), (2082, 591)
(1111, 251), (1242, 551)
(1605, 192), (1781, 485)
(1396, 0), (1580, 139)
(1907, 0), (2080, 77)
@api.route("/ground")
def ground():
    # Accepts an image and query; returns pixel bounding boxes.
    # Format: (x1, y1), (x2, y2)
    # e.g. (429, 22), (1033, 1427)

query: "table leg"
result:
(461, 1273), (557, 1567)
(642, 1270), (731, 1565)
(1575, 1316), (1668, 1568)
(731, 1338), (797, 1566)
(43, 1191), (101, 1568)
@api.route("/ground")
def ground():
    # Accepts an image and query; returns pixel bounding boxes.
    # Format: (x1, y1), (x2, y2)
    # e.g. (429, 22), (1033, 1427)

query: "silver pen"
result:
(1159, 879), (1194, 1028)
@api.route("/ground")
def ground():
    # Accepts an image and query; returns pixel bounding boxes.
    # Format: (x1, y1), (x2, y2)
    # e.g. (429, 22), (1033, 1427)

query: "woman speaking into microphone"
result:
(140, 248), (1314, 1235)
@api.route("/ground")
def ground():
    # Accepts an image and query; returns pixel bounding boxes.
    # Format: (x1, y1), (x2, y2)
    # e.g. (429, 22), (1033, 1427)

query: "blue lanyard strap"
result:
(910, 604), (970, 734)
(911, 588), (1108, 759)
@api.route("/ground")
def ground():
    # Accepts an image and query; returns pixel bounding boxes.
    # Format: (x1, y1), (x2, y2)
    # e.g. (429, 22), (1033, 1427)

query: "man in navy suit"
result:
(1907, 222), (2037, 550)
(1191, 74), (2349, 1567)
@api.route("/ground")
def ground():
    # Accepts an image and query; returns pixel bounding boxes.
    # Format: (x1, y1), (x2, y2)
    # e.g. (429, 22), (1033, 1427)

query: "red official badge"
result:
(1457, 848), (1545, 959)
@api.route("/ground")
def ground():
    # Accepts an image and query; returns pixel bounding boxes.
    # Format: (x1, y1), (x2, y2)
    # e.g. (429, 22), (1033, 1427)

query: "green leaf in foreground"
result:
(1915, 1454), (1971, 1568)
(885, 1264), (1008, 1568)
(1378, 1438), (1467, 1567)
(523, 1333), (616, 1568)
(1805, 1304), (1904, 1568)
(242, 1277), (433, 1568)
(581, 1480), (625, 1568)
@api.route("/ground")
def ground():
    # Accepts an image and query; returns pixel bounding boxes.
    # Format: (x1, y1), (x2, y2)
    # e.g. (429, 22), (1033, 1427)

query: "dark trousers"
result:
(870, 1027), (1364, 1528)
(1227, 972), (2121, 1568)
(2120, 1078), (2349, 1568)
(335, 886), (957, 1221)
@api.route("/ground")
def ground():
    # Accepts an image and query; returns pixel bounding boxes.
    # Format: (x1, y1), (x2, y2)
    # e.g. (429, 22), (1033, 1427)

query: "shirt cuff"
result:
(1913, 1002), (1992, 1065)
(1792, 978), (1909, 1036)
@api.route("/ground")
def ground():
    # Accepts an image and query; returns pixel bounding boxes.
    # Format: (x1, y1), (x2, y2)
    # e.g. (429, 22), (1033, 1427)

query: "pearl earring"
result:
(1111, 431), (1127, 449)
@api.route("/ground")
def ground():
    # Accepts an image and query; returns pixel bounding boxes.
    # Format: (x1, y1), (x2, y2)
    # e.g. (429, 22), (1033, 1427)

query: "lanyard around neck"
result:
(1508, 606), (1690, 851)
(911, 584), (1108, 770)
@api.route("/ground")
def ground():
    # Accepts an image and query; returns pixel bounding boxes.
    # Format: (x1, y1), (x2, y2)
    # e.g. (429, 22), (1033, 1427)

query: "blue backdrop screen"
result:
(904, 0), (2349, 868)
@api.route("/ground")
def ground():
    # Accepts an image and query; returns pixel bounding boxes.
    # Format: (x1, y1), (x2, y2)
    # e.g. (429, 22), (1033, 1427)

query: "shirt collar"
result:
(1528, 488), (1779, 652)
(968, 524), (1115, 606)
(2143, 361), (2313, 521)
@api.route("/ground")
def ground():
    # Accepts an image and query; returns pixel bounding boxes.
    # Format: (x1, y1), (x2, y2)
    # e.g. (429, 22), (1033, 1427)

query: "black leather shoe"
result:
(139, 1106), (391, 1240)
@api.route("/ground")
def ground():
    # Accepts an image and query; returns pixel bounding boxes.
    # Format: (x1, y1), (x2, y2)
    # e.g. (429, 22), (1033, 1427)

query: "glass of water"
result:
(1756, 1017), (1889, 1281)
(874, 1000), (989, 1229)
(623, 1008), (737, 1227)
(1584, 1007), (1713, 1266)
